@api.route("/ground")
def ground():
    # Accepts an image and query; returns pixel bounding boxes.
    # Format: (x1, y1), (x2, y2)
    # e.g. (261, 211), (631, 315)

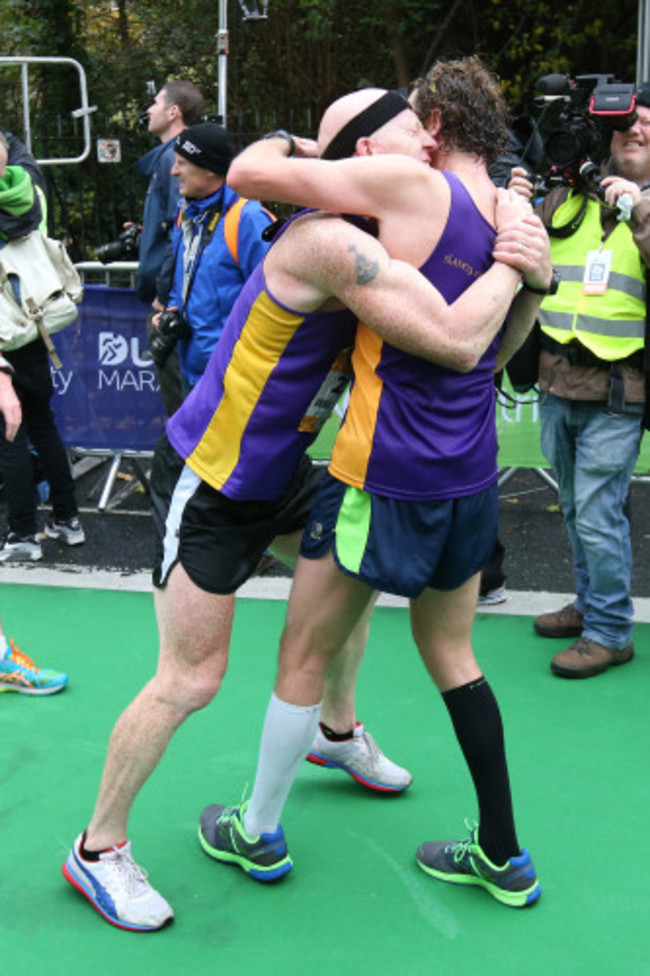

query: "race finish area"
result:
(1, 580), (647, 975)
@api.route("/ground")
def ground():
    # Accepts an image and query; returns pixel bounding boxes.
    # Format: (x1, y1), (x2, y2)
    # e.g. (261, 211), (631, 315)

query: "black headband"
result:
(321, 91), (411, 160)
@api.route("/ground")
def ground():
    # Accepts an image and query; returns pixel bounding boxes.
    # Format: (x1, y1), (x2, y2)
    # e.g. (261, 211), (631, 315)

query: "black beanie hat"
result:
(174, 122), (235, 175)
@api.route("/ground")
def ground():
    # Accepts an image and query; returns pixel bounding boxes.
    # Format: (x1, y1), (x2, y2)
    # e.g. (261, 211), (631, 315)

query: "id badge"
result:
(583, 249), (613, 295)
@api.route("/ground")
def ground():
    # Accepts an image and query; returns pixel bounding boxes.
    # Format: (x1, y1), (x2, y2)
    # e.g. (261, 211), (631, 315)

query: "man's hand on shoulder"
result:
(507, 165), (535, 201)
(494, 186), (532, 231)
(493, 212), (552, 293)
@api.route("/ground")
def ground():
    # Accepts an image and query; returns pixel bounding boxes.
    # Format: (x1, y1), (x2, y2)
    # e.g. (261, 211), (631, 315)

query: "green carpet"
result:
(1, 582), (647, 975)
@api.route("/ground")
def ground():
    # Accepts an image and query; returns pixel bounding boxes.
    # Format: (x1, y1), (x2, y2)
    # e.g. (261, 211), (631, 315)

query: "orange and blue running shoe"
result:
(0, 639), (68, 695)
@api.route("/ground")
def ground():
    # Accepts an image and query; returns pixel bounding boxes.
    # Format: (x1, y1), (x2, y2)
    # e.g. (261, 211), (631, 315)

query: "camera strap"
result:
(545, 194), (589, 238)
(176, 202), (223, 310)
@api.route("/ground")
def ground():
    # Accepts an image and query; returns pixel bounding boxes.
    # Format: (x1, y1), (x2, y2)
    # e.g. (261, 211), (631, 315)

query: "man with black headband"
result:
(319, 89), (413, 159)
(61, 70), (548, 931)
(204, 60), (550, 908)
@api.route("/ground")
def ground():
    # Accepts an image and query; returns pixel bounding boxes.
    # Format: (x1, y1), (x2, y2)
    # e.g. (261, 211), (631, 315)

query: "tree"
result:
(0, 0), (640, 251)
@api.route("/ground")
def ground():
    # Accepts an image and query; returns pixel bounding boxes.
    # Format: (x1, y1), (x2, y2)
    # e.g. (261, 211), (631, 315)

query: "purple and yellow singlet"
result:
(167, 259), (356, 501)
(330, 171), (502, 501)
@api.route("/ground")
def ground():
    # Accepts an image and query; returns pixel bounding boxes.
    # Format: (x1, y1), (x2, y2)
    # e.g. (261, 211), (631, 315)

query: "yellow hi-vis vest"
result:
(539, 193), (646, 361)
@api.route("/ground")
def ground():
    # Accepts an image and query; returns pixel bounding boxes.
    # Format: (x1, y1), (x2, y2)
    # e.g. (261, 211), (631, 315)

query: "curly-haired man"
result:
(199, 57), (550, 909)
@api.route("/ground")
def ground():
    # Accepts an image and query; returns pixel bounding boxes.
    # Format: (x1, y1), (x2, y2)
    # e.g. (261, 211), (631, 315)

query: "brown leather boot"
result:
(534, 603), (583, 638)
(551, 637), (634, 679)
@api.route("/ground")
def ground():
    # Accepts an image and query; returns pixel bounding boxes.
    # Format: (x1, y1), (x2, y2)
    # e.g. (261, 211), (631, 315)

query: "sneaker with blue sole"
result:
(62, 833), (174, 931)
(199, 801), (293, 882)
(307, 722), (412, 793)
(416, 824), (541, 908)
(0, 639), (68, 695)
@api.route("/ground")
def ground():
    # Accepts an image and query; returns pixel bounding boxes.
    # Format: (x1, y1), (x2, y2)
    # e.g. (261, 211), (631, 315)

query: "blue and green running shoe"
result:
(0, 639), (68, 695)
(416, 824), (541, 908)
(199, 801), (293, 882)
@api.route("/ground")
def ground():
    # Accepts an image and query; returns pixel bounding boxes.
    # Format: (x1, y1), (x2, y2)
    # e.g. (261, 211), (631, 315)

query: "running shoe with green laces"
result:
(0, 639), (68, 695)
(198, 801), (293, 882)
(416, 825), (541, 908)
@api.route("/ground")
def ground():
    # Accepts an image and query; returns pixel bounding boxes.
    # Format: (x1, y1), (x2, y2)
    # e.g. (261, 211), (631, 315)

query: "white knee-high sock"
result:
(243, 693), (322, 837)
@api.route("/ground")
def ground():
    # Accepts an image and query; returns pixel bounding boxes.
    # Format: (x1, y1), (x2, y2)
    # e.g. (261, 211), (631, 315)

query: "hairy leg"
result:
(270, 531), (376, 730)
(276, 552), (375, 705)
(409, 574), (481, 691)
(85, 564), (234, 850)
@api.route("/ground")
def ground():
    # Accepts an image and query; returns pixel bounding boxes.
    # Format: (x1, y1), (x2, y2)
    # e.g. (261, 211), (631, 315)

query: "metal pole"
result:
(638, 0), (650, 84)
(216, 0), (229, 126)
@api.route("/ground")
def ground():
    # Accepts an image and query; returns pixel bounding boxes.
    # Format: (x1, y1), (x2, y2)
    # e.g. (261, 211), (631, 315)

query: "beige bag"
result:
(0, 230), (83, 368)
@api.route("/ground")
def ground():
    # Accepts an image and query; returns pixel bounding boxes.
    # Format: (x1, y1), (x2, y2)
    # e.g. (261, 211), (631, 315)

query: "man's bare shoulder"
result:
(265, 210), (385, 311)
(271, 210), (369, 256)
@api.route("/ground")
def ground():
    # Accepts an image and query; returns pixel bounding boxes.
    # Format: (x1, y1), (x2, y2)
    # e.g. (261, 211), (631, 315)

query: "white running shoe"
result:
(477, 583), (507, 606)
(307, 722), (413, 793)
(62, 834), (174, 932)
(45, 516), (86, 546)
(0, 533), (42, 562)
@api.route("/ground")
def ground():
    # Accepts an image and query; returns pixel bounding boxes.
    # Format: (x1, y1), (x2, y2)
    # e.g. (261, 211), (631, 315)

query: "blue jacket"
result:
(168, 183), (273, 387)
(136, 139), (179, 305)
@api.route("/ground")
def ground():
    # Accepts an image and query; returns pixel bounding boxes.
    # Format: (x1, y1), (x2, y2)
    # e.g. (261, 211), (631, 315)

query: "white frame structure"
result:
(0, 55), (95, 165)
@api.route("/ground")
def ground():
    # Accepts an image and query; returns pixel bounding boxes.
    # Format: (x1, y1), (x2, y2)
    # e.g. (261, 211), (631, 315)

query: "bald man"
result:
(202, 59), (548, 909)
(62, 76), (548, 931)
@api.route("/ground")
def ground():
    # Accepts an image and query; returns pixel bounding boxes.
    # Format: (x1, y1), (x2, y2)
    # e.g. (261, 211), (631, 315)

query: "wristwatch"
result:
(262, 129), (296, 156)
(522, 269), (561, 296)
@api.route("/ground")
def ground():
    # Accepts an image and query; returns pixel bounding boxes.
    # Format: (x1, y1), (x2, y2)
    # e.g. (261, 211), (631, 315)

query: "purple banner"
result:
(51, 285), (166, 451)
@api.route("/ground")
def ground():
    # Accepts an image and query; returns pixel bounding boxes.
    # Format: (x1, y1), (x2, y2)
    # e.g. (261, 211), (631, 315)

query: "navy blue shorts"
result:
(300, 472), (498, 599)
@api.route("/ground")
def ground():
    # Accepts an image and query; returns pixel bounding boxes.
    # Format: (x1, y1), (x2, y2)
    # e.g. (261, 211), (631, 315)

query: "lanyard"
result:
(175, 203), (222, 312)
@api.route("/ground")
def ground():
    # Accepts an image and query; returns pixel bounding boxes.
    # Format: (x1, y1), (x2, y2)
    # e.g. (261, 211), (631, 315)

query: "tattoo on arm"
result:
(348, 243), (379, 286)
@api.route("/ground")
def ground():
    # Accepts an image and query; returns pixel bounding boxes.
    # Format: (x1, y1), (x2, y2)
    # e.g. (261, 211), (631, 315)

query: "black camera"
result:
(96, 224), (142, 264)
(147, 309), (192, 367)
(532, 73), (637, 192)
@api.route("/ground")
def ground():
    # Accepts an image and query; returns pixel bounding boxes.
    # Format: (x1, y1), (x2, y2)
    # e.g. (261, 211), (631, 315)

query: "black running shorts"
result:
(151, 434), (325, 594)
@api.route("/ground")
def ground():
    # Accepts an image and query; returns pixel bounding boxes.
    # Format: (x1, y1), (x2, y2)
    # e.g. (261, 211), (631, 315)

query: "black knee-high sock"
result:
(442, 676), (519, 865)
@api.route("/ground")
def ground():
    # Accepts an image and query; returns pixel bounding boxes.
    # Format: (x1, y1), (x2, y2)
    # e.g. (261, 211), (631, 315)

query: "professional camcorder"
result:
(96, 224), (142, 264)
(532, 73), (637, 195)
(147, 308), (192, 367)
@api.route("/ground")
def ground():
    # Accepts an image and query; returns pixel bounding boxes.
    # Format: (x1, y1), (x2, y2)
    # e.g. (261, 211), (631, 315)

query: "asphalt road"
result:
(3, 457), (650, 600)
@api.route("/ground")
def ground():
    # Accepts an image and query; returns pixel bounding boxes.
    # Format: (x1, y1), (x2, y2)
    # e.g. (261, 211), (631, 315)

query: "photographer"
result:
(156, 121), (273, 396)
(513, 84), (650, 679)
(137, 80), (204, 415)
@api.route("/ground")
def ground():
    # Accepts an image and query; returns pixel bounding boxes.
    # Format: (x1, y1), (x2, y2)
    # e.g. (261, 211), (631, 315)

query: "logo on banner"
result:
(99, 332), (130, 365)
(98, 331), (159, 392)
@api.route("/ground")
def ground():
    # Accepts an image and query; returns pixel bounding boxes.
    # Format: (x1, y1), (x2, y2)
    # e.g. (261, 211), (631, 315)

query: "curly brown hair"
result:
(410, 56), (510, 167)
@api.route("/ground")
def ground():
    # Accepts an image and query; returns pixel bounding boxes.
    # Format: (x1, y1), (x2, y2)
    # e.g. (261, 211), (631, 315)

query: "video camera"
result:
(532, 73), (637, 196)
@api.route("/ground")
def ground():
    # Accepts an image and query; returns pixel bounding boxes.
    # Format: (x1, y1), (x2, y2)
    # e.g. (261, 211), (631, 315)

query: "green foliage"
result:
(0, 0), (640, 253)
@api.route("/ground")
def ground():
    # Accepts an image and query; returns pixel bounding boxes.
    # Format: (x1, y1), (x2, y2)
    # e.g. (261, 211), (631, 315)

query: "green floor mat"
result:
(0, 583), (647, 975)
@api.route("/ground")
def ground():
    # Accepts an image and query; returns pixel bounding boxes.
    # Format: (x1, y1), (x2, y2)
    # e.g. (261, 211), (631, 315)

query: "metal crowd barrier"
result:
(54, 262), (163, 511)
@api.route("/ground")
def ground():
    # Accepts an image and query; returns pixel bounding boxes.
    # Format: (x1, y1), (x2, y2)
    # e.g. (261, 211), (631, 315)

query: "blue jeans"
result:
(540, 392), (643, 649)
